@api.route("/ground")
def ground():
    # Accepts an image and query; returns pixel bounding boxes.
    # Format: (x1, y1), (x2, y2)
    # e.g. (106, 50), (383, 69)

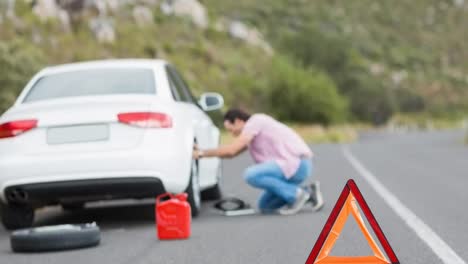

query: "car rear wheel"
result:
(185, 159), (201, 217)
(1, 203), (34, 230)
(202, 163), (223, 200)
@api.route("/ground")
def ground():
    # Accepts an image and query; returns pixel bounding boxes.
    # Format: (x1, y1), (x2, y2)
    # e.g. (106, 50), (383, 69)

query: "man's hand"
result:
(193, 150), (203, 160)
(191, 133), (252, 159)
(193, 144), (201, 159)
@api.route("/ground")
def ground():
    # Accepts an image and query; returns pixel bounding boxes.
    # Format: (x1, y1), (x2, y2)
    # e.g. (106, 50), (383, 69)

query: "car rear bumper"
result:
(0, 148), (192, 203)
(4, 177), (166, 207)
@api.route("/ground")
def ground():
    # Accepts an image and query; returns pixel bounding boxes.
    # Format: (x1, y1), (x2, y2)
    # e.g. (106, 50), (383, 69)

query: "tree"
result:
(0, 40), (44, 114)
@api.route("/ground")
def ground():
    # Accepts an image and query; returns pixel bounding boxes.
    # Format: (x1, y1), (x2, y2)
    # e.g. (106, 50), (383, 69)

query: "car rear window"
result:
(23, 68), (156, 103)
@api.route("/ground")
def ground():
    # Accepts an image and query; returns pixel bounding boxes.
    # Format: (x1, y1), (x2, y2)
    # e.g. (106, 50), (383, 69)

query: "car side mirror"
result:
(199, 92), (224, 111)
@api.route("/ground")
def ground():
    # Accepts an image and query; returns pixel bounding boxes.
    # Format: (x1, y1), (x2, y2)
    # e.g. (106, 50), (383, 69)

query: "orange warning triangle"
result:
(305, 179), (399, 264)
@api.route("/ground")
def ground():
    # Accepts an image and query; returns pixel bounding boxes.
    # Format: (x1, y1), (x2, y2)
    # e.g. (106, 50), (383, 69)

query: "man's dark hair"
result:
(223, 108), (251, 123)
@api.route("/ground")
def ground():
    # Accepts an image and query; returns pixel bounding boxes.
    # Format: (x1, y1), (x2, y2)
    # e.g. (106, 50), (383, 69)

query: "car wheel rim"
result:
(192, 161), (201, 209)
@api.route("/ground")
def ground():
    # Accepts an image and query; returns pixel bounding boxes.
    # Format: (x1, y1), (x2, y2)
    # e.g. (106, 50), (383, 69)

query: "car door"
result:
(166, 66), (221, 189)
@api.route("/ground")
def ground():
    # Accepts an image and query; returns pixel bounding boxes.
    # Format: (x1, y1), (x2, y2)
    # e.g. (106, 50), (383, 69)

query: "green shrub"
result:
(279, 25), (401, 124)
(268, 57), (347, 124)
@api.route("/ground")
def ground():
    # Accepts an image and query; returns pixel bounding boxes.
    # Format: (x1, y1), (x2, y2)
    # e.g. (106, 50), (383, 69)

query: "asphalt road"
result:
(1, 130), (467, 263)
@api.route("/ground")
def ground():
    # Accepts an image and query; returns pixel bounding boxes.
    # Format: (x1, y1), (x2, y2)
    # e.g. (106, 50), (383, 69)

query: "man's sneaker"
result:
(309, 181), (324, 211)
(304, 186), (316, 204)
(278, 188), (310, 215)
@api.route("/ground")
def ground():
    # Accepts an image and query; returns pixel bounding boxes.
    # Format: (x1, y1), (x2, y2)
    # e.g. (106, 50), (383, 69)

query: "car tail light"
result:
(118, 112), (172, 128)
(0, 119), (38, 139)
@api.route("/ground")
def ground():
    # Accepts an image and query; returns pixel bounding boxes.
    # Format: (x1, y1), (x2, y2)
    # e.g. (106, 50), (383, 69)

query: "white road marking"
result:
(342, 146), (466, 264)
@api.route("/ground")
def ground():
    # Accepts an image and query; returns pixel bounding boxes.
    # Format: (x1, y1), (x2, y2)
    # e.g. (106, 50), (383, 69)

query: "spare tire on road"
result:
(10, 223), (100, 252)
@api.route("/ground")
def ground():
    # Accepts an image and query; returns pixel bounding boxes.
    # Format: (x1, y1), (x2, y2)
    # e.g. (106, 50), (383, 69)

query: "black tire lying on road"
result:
(10, 223), (100, 253)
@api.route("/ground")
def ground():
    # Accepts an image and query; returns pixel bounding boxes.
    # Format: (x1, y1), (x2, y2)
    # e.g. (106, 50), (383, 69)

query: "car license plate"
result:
(47, 124), (109, 145)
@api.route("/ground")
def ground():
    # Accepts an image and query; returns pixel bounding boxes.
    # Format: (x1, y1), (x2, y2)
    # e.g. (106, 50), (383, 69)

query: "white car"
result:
(0, 59), (224, 229)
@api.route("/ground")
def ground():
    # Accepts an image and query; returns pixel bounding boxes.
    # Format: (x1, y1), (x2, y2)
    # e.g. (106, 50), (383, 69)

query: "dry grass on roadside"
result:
(220, 124), (359, 144)
(387, 114), (466, 131)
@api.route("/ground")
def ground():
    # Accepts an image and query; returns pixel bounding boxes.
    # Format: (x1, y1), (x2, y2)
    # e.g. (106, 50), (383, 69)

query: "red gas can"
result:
(155, 193), (191, 240)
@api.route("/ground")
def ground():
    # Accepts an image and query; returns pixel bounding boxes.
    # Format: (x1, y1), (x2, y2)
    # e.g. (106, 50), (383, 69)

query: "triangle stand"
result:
(305, 179), (399, 264)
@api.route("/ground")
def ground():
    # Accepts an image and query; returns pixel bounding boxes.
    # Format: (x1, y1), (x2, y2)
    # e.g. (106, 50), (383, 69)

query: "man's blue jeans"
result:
(244, 159), (312, 212)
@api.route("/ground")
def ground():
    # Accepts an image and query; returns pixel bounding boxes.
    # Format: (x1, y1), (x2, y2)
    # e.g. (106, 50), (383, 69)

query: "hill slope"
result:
(1, 0), (467, 123)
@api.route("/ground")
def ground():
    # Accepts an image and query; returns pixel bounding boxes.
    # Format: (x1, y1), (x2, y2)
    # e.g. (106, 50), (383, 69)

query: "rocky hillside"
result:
(1, 0), (467, 124)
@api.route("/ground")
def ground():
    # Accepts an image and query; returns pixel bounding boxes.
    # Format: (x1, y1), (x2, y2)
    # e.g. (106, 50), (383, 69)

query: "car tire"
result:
(0, 203), (34, 230)
(185, 159), (201, 217)
(10, 223), (100, 252)
(61, 203), (85, 211)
